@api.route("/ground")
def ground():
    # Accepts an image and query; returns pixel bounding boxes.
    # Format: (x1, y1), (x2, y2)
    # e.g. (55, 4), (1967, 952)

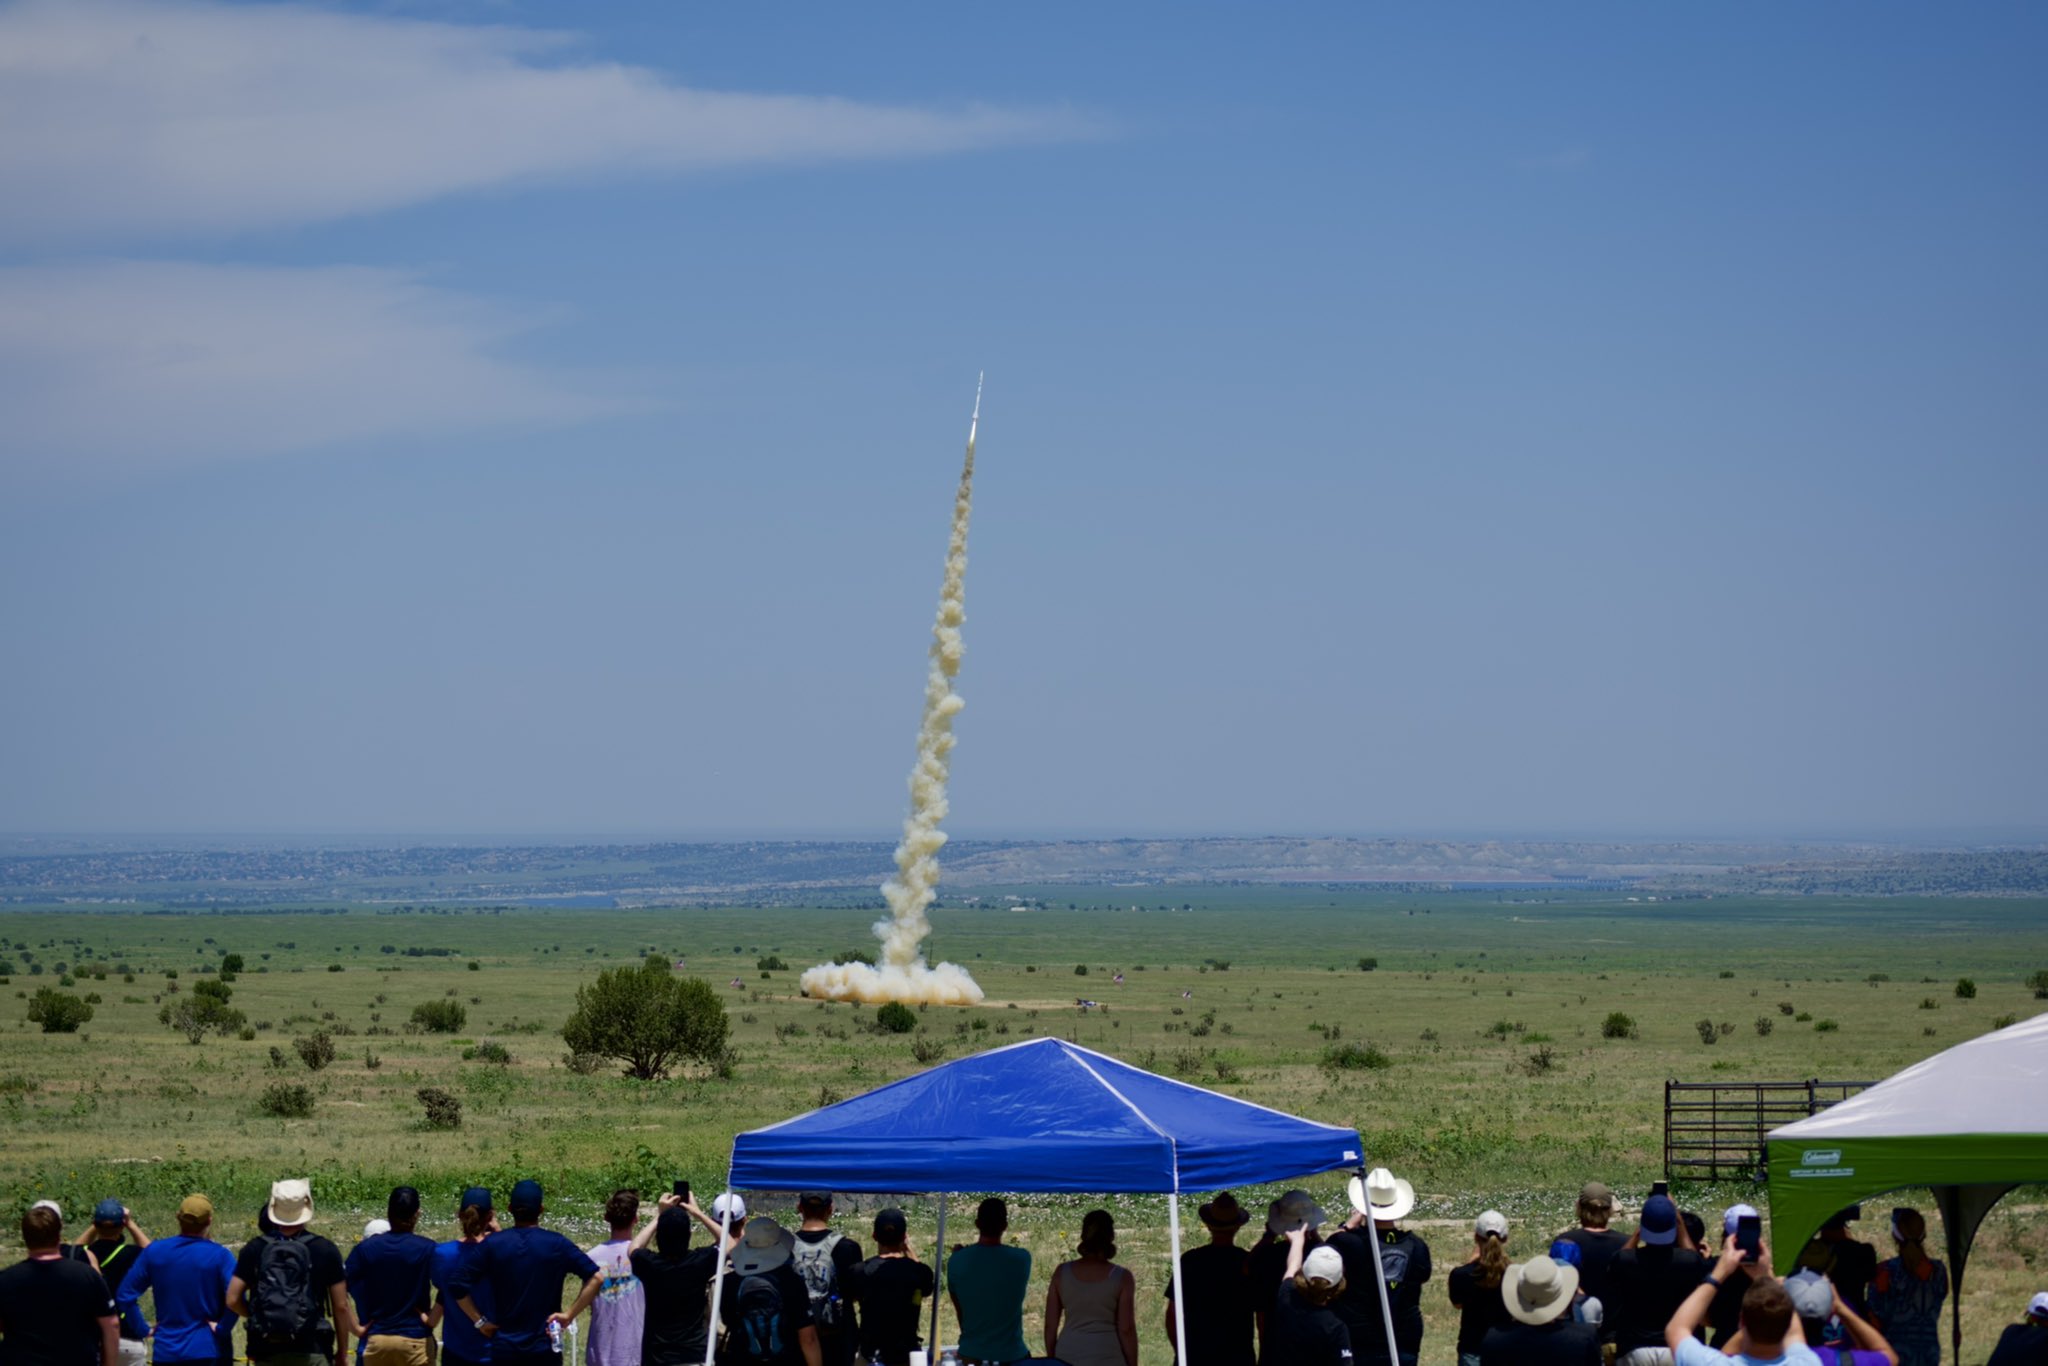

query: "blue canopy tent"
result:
(708, 1037), (1389, 1364)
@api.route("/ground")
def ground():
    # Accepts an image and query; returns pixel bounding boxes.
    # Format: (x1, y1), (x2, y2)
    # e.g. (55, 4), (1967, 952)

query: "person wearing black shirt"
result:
(228, 1181), (354, 1366)
(1479, 1253), (1600, 1366)
(625, 1197), (725, 1366)
(844, 1210), (932, 1366)
(1986, 1294), (2048, 1366)
(1553, 1182), (1629, 1336)
(1270, 1231), (1352, 1366)
(1328, 1170), (1431, 1366)
(1251, 1190), (1327, 1365)
(1, 1204), (122, 1366)
(1164, 1194), (1254, 1366)
(82, 1199), (151, 1364)
(1445, 1212), (1513, 1366)
(1607, 1196), (1707, 1365)
(1795, 1209), (1880, 1321)
(717, 1219), (820, 1366)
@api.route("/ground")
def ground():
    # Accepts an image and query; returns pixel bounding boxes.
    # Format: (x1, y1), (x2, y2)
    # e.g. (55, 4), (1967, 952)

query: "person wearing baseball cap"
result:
(1986, 1292), (2048, 1366)
(1782, 1269), (1895, 1364)
(1448, 1211), (1513, 1366)
(432, 1189), (499, 1366)
(120, 1197), (241, 1366)
(1268, 1223), (1352, 1364)
(1477, 1252), (1600, 1365)
(846, 1209), (932, 1366)
(82, 1198), (152, 1363)
(228, 1180), (356, 1366)
(1608, 1195), (1707, 1366)
(1554, 1181), (1628, 1340)
(1665, 1232), (1821, 1366)
(1163, 1193), (1254, 1366)
(447, 1181), (603, 1366)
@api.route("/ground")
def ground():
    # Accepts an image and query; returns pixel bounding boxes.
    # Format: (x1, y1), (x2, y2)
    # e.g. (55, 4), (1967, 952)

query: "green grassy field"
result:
(3, 892), (2045, 1362)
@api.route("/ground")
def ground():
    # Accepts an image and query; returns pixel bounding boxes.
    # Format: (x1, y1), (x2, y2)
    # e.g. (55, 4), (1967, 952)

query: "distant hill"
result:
(0, 835), (2042, 905)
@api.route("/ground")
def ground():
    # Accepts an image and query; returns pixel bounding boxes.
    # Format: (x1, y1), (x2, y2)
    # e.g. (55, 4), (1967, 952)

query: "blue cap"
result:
(1549, 1238), (1584, 1268)
(93, 1199), (126, 1225)
(509, 1179), (543, 1215)
(1639, 1195), (1679, 1245)
(460, 1187), (493, 1214)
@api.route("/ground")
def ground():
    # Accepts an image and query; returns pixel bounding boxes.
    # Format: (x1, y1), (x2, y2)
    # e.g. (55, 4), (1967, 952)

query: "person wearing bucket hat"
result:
(1447, 1212), (1513, 1366)
(1476, 1254), (1600, 1365)
(1162, 1193), (1254, 1366)
(1609, 1195), (1709, 1366)
(1248, 1191), (1327, 1358)
(1986, 1291), (2048, 1366)
(716, 1217), (822, 1366)
(1268, 1225), (1352, 1365)
(447, 1181), (605, 1366)
(228, 1180), (355, 1366)
(1327, 1168), (1432, 1365)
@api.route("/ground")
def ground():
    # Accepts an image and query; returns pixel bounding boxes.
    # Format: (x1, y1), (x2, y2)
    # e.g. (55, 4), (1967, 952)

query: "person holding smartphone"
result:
(1705, 1207), (1767, 1347)
(1664, 1235), (1820, 1366)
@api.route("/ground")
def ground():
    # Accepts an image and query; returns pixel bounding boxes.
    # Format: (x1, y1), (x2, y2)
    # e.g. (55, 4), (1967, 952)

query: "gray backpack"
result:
(790, 1234), (850, 1333)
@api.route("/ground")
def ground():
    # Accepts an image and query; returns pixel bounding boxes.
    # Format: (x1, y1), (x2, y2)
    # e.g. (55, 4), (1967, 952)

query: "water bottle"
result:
(938, 1349), (960, 1366)
(546, 1320), (563, 1356)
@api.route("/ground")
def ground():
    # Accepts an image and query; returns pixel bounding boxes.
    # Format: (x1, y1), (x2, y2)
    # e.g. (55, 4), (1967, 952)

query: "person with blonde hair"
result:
(1043, 1210), (1136, 1366)
(1447, 1212), (1513, 1366)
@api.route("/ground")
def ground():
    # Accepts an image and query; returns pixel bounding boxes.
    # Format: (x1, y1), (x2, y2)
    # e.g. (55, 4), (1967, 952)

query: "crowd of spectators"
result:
(3, 1175), (2045, 1366)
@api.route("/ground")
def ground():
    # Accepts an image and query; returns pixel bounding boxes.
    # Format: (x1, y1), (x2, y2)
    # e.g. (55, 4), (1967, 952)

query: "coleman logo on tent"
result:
(1802, 1150), (1842, 1166)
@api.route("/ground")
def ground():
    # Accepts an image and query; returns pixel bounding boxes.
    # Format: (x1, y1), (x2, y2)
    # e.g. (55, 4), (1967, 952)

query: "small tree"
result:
(1357, 957), (1378, 972)
(411, 1000), (467, 1033)
(875, 1002), (918, 1034)
(1954, 977), (1977, 1000)
(1600, 1011), (1638, 1040)
(560, 954), (730, 1081)
(220, 953), (245, 977)
(294, 1031), (336, 1071)
(160, 994), (247, 1044)
(27, 988), (93, 1034)
(417, 1088), (463, 1129)
(1694, 1018), (1719, 1046)
(259, 1083), (314, 1118)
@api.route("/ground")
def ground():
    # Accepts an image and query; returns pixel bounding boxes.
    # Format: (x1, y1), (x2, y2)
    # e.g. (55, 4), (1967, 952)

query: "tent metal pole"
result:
(930, 1193), (949, 1357)
(1167, 1187), (1190, 1366)
(701, 1170), (736, 1366)
(1358, 1173), (1402, 1366)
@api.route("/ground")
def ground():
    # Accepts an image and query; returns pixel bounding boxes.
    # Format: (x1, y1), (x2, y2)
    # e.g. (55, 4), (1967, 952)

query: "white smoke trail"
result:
(800, 383), (987, 1007)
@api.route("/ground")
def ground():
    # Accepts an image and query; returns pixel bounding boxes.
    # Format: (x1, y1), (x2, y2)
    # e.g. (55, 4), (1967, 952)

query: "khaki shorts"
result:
(117, 1340), (149, 1366)
(363, 1336), (434, 1366)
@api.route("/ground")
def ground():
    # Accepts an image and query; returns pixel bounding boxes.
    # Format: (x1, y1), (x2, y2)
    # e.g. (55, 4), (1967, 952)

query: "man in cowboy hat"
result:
(717, 1218), (821, 1366)
(229, 1180), (355, 1366)
(1249, 1191), (1328, 1362)
(1478, 1253), (1601, 1365)
(1162, 1192), (1254, 1366)
(1329, 1168), (1432, 1366)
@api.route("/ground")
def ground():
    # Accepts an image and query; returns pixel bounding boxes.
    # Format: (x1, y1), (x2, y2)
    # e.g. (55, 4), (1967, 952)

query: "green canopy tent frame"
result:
(1766, 1011), (2048, 1364)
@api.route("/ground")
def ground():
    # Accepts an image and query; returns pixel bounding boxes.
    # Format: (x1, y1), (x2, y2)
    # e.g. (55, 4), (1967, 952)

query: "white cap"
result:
(1722, 1203), (1759, 1233)
(363, 1218), (391, 1239)
(2028, 1291), (2048, 1321)
(1475, 1210), (1508, 1240)
(711, 1192), (747, 1223)
(30, 1200), (62, 1221)
(1302, 1246), (1344, 1287)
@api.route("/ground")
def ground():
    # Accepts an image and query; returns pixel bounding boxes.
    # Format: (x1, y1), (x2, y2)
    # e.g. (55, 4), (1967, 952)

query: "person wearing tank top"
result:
(1044, 1211), (1137, 1366)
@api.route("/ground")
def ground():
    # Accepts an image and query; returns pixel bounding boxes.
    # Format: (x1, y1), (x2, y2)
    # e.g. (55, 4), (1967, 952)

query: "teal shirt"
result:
(945, 1243), (1031, 1362)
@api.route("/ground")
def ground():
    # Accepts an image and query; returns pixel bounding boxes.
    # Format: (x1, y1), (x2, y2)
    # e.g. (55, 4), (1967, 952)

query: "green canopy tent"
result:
(1767, 1010), (2048, 1363)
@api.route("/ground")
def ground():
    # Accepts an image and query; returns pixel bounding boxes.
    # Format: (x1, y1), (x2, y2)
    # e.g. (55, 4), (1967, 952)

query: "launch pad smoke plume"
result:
(799, 383), (986, 1007)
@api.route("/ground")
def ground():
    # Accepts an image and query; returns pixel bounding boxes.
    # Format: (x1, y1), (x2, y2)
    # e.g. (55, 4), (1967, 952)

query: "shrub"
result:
(831, 950), (875, 966)
(1074, 964), (1089, 976)
(220, 953), (245, 975)
(755, 955), (789, 972)
(2029, 969), (2048, 999)
(294, 1031), (336, 1071)
(259, 1083), (314, 1118)
(1695, 1018), (1719, 1046)
(1600, 1011), (1638, 1040)
(911, 1036), (947, 1065)
(1954, 977), (1977, 1000)
(1523, 1045), (1557, 1075)
(1778, 1001), (1796, 1015)
(1755, 1015), (1775, 1036)
(1993, 1013), (2017, 1030)
(1322, 1042), (1392, 1071)
(560, 954), (731, 1081)
(563, 1051), (604, 1075)
(1796, 1011), (1814, 1022)
(364, 1050), (383, 1070)
(417, 1087), (463, 1129)
(1919, 998), (1940, 1010)
(1718, 970), (1735, 979)
(467, 959), (481, 972)
(27, 988), (93, 1033)
(327, 963), (344, 973)
(1718, 1021), (1736, 1037)
(160, 994), (247, 1044)
(1867, 972), (1890, 983)
(469, 1041), (512, 1066)
(411, 1000), (467, 1033)
(875, 1002), (918, 1034)
(1357, 957), (1378, 972)
(1814, 1018), (1840, 1032)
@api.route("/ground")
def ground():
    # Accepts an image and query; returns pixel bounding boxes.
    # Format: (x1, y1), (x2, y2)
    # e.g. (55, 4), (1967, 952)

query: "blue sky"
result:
(1, 1), (2042, 840)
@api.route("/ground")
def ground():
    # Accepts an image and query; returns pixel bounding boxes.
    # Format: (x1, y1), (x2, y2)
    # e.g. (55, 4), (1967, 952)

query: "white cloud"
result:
(0, 260), (638, 486)
(0, 0), (1095, 245)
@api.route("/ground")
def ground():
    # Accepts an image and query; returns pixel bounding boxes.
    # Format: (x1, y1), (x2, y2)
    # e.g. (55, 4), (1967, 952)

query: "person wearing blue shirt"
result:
(346, 1189), (440, 1366)
(116, 1196), (239, 1366)
(448, 1181), (603, 1366)
(434, 1190), (499, 1366)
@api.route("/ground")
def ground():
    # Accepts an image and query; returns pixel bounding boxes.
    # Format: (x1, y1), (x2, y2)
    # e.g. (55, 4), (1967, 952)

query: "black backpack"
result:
(248, 1235), (320, 1344)
(735, 1273), (786, 1359)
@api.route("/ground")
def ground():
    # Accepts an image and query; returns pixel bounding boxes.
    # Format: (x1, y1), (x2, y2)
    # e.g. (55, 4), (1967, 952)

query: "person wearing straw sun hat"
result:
(1162, 1193), (1255, 1366)
(1476, 1253), (1600, 1365)
(1328, 1168), (1432, 1365)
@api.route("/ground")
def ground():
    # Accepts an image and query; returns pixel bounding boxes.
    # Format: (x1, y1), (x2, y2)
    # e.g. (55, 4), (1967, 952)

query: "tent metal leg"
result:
(1167, 1192), (1189, 1365)
(1360, 1182), (1402, 1366)
(702, 1189), (735, 1366)
(930, 1193), (949, 1358)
